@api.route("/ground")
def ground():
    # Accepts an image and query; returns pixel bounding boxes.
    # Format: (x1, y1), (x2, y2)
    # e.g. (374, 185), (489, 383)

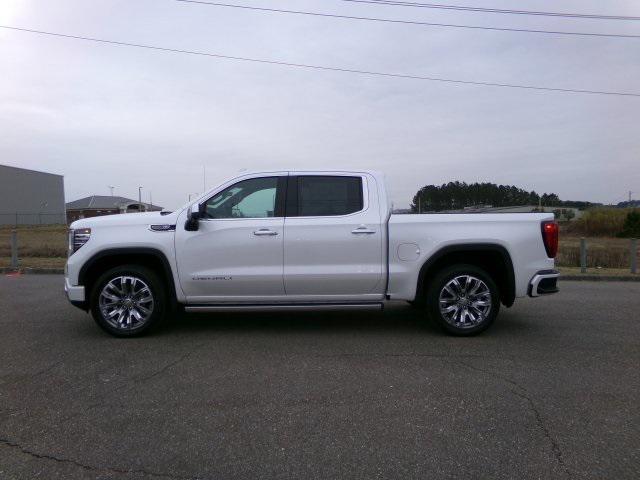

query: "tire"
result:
(90, 265), (167, 337)
(425, 264), (500, 336)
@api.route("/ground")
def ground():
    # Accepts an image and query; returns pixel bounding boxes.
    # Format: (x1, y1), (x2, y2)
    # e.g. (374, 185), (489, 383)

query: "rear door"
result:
(283, 173), (385, 300)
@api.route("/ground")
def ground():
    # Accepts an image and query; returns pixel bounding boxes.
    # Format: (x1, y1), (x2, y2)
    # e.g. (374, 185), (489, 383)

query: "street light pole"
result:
(138, 186), (143, 213)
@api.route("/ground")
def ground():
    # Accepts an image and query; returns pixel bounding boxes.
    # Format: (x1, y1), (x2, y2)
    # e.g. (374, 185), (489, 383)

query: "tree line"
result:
(411, 181), (598, 212)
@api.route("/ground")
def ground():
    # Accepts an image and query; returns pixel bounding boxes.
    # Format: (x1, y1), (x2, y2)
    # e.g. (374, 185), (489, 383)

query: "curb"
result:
(560, 275), (640, 282)
(1, 267), (65, 275)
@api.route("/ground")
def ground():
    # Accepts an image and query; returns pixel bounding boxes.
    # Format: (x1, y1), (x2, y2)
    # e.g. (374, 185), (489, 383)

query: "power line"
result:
(338, 0), (640, 21)
(1, 25), (639, 98)
(175, 0), (640, 39)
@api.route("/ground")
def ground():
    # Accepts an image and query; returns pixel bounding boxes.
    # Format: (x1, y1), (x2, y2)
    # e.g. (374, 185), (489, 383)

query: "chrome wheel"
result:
(438, 275), (492, 329)
(99, 276), (154, 330)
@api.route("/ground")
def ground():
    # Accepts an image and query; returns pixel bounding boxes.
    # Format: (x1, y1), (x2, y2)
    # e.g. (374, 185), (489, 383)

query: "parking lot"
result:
(0, 275), (638, 479)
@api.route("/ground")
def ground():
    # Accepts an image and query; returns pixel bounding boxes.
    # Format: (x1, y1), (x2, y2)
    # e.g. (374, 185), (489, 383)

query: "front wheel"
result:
(90, 265), (166, 337)
(425, 264), (500, 336)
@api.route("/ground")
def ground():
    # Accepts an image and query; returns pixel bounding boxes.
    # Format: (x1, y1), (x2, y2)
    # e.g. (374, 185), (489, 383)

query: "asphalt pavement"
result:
(0, 275), (638, 479)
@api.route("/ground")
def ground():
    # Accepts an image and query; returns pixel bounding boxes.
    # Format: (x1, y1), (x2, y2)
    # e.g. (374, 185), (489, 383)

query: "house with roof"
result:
(66, 196), (163, 223)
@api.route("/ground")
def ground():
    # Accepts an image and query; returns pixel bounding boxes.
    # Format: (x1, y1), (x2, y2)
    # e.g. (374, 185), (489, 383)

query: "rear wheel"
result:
(90, 265), (166, 337)
(425, 264), (500, 336)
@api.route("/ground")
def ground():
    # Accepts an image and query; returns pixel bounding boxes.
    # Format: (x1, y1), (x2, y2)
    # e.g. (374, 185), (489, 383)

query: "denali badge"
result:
(192, 276), (233, 281)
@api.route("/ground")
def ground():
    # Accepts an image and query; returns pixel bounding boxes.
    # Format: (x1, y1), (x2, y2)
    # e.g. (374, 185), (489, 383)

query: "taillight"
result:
(541, 221), (559, 258)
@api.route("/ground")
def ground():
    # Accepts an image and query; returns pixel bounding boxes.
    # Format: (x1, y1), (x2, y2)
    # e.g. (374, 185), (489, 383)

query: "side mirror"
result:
(184, 203), (201, 231)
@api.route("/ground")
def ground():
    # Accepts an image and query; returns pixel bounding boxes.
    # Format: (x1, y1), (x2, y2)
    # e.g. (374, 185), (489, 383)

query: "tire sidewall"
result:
(426, 264), (500, 336)
(90, 265), (165, 337)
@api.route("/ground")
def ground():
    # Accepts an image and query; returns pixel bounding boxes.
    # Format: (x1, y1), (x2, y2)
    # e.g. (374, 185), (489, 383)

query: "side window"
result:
(203, 177), (279, 219)
(297, 176), (363, 216)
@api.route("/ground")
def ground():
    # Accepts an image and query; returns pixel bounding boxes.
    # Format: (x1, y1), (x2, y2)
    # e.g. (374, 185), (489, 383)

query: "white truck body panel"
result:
(65, 169), (557, 313)
(282, 172), (385, 301)
(387, 213), (554, 300)
(174, 171), (289, 303)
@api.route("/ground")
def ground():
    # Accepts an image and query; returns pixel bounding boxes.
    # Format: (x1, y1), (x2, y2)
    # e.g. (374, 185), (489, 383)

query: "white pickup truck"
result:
(65, 170), (559, 337)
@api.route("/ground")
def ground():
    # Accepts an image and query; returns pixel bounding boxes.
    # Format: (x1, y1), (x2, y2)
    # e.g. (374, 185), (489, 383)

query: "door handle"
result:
(253, 229), (278, 236)
(351, 226), (376, 234)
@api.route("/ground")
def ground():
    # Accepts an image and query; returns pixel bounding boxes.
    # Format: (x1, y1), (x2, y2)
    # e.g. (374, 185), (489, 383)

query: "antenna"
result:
(108, 185), (115, 196)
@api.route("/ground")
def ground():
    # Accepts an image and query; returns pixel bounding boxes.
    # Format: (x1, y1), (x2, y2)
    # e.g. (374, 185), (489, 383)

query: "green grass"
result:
(557, 235), (635, 268)
(0, 225), (68, 258)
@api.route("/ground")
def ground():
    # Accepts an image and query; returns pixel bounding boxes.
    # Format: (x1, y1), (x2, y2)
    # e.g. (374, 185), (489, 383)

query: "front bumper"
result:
(65, 276), (85, 301)
(528, 269), (560, 297)
(65, 276), (87, 310)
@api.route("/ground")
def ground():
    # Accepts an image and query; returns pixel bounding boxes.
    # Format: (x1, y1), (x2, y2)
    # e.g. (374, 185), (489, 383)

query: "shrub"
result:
(566, 208), (629, 237)
(618, 209), (640, 238)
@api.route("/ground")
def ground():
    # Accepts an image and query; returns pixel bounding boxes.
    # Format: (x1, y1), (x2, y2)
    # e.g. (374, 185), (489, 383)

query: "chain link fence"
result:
(0, 213), (67, 226)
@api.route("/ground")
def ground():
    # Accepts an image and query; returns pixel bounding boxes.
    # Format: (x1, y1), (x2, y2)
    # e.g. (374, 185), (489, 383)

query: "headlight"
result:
(68, 228), (91, 255)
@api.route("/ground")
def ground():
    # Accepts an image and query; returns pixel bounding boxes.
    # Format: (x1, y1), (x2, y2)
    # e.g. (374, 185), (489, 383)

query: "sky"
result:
(0, 0), (638, 210)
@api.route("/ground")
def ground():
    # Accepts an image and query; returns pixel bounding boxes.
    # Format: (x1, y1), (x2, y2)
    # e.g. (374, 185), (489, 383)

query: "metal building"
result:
(0, 164), (66, 225)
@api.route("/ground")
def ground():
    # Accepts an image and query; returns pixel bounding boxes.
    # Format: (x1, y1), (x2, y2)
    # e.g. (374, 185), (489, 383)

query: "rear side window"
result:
(295, 176), (363, 217)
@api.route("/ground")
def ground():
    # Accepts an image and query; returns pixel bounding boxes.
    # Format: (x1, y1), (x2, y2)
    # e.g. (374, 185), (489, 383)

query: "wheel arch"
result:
(79, 248), (178, 311)
(416, 243), (516, 307)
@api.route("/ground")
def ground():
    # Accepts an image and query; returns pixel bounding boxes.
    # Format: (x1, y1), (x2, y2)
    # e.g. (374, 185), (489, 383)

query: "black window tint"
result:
(297, 176), (363, 216)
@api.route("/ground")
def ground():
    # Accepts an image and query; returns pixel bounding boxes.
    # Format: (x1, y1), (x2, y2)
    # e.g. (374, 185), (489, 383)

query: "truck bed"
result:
(387, 213), (555, 301)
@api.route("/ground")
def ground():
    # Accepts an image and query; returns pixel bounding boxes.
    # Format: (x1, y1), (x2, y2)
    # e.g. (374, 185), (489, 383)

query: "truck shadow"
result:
(156, 303), (535, 337)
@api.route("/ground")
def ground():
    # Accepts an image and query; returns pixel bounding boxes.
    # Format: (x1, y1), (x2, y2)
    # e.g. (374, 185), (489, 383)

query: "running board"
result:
(184, 303), (384, 313)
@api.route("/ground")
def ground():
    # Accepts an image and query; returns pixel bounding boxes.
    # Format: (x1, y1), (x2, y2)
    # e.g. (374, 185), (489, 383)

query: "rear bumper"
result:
(528, 269), (560, 297)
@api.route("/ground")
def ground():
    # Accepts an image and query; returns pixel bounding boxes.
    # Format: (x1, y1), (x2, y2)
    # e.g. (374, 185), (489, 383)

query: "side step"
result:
(184, 303), (384, 313)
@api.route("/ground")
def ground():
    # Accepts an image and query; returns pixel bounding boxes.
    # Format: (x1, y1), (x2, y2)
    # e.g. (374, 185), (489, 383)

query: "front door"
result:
(175, 175), (287, 303)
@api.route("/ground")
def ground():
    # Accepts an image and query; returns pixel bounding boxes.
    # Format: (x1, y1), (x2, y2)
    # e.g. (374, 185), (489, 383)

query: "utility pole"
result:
(108, 186), (115, 196)
(138, 186), (143, 213)
(149, 191), (153, 207)
(630, 191), (634, 203)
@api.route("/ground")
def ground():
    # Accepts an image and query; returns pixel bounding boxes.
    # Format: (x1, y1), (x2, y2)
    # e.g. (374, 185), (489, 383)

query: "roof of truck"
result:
(230, 169), (382, 176)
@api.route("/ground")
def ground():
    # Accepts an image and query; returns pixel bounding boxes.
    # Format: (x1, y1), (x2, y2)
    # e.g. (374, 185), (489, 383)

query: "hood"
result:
(70, 211), (180, 229)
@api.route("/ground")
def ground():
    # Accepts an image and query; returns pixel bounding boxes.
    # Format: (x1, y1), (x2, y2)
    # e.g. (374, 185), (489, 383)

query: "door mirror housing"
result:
(185, 203), (201, 231)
